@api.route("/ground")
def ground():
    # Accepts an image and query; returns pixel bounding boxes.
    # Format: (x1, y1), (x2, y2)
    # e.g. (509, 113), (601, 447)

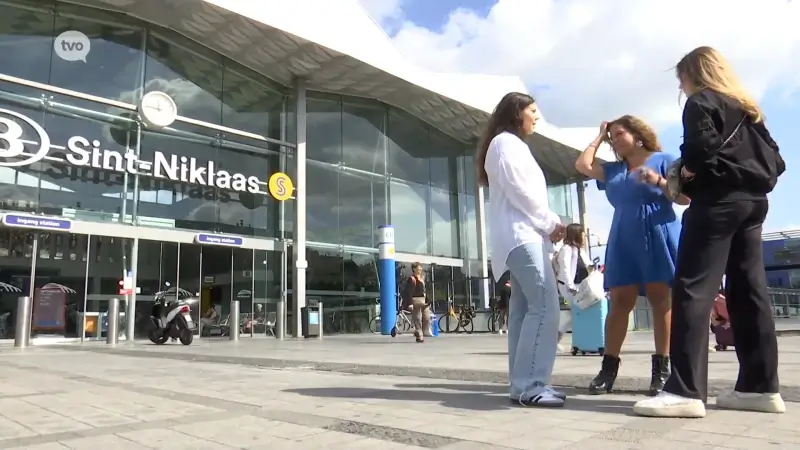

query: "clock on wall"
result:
(138, 91), (178, 129)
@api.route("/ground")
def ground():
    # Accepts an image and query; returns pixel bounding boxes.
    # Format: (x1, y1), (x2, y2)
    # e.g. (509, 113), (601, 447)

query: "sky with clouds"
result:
(359, 0), (800, 256)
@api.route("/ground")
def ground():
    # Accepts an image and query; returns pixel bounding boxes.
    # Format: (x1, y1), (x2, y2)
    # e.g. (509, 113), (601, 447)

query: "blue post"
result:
(377, 225), (396, 336)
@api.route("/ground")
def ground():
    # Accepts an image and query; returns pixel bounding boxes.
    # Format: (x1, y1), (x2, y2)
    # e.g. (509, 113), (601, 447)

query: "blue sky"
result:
(362, 0), (800, 251)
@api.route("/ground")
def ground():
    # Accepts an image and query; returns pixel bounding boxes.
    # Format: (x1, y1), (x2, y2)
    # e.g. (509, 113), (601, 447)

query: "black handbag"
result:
(665, 117), (745, 202)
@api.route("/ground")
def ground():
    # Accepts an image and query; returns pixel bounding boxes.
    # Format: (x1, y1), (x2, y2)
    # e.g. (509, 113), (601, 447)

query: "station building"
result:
(0, 0), (598, 341)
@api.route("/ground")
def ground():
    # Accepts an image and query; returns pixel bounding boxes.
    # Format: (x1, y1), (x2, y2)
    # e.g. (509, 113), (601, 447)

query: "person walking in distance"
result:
(401, 262), (430, 343)
(478, 92), (566, 407)
(633, 46), (786, 418)
(575, 116), (688, 396)
(554, 224), (591, 348)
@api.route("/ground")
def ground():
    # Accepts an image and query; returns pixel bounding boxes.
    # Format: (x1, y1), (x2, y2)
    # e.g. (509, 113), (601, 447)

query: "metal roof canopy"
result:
(54, 0), (593, 185)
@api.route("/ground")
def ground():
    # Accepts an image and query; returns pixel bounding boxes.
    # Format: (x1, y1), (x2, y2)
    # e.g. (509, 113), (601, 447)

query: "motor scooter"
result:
(148, 283), (195, 345)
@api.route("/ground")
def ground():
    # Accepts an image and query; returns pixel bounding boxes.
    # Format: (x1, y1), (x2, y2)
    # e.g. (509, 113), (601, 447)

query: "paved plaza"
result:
(0, 333), (797, 449)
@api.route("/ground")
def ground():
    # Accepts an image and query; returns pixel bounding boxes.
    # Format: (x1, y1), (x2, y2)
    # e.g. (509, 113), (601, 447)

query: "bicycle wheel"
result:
(438, 314), (459, 333)
(369, 316), (380, 334)
(461, 317), (474, 334)
(398, 313), (413, 333)
(487, 312), (498, 333)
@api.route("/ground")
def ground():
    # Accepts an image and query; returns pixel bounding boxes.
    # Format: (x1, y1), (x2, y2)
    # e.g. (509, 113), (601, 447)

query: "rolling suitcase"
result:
(711, 323), (734, 351)
(570, 297), (608, 356)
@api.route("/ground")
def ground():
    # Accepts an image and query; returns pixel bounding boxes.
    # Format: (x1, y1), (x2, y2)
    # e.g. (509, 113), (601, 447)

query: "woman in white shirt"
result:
(555, 224), (591, 345)
(478, 92), (566, 407)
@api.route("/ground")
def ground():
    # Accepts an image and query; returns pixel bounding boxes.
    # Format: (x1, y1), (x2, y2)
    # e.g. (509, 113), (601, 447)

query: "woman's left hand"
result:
(681, 166), (695, 179)
(638, 167), (661, 186)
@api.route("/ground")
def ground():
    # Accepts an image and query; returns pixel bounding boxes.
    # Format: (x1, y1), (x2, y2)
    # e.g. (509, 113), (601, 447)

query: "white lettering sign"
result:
(54, 31), (91, 62)
(0, 108), (263, 195)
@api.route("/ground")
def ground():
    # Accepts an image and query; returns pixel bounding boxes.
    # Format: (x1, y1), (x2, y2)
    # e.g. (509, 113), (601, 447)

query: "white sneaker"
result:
(545, 385), (567, 400)
(633, 391), (706, 418)
(708, 345), (716, 353)
(514, 389), (565, 408)
(716, 391), (785, 414)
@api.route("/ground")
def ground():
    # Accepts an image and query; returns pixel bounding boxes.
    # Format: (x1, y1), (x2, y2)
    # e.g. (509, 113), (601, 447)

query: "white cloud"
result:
(358, 0), (406, 31)
(367, 0), (800, 245)
(383, 0), (800, 128)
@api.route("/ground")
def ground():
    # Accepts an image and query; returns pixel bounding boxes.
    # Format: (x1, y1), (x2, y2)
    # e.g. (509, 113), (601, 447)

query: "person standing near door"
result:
(633, 46), (786, 418)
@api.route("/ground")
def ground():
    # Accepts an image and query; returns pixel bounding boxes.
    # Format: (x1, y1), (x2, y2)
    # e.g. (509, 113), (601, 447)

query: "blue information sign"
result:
(1, 214), (72, 231)
(194, 233), (244, 247)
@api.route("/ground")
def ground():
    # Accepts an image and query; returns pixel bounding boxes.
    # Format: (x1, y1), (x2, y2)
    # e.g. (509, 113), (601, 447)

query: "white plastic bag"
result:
(573, 271), (605, 310)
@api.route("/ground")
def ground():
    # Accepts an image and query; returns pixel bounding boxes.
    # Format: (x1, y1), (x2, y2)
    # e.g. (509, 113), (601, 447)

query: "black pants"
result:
(664, 199), (779, 402)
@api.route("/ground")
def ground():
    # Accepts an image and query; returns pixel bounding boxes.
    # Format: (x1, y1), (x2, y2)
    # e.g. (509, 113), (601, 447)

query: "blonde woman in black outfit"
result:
(634, 46), (786, 418)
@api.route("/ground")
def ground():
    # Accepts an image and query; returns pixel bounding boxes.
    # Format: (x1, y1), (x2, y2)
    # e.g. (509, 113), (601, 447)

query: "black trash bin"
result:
(301, 298), (321, 338)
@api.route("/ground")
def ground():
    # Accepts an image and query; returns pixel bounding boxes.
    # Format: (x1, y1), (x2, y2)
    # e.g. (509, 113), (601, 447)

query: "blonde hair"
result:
(676, 46), (763, 122)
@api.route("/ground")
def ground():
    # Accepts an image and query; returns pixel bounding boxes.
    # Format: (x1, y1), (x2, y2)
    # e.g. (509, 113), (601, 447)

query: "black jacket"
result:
(680, 89), (784, 203)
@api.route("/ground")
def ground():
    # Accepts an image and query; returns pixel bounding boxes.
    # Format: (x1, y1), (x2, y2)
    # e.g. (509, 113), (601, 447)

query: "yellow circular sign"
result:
(267, 172), (294, 201)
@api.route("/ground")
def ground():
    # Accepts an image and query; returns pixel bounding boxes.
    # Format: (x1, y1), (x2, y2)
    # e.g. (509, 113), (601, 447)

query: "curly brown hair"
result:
(606, 115), (661, 160)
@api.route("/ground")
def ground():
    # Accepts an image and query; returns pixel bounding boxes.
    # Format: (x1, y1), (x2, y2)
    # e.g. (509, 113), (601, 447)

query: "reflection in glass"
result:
(428, 129), (459, 191)
(390, 180), (430, 254)
(430, 188), (458, 257)
(338, 170), (385, 248)
(460, 193), (479, 260)
(232, 248), (253, 335)
(387, 111), (430, 185)
(343, 252), (379, 294)
(220, 64), (284, 141)
(0, 4), (54, 86)
(307, 249), (343, 292)
(49, 12), (144, 109)
(306, 163), (339, 243)
(307, 97), (342, 164)
(342, 102), (385, 173)
(144, 33), (223, 125)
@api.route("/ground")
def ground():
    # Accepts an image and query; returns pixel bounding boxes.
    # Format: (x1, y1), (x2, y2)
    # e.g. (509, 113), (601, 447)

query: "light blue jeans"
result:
(506, 242), (561, 398)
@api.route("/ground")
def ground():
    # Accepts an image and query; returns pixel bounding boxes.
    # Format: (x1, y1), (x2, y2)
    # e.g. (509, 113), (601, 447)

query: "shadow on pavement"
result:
(284, 384), (636, 415)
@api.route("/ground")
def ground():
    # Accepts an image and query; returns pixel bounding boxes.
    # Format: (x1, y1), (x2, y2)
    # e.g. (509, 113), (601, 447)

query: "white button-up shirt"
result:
(484, 132), (561, 281)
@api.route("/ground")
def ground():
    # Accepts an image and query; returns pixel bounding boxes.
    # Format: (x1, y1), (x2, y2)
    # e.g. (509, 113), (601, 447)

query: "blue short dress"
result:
(597, 152), (682, 291)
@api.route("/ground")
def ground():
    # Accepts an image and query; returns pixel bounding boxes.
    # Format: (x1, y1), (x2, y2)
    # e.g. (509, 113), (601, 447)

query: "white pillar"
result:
(475, 186), (490, 308)
(291, 78), (308, 338)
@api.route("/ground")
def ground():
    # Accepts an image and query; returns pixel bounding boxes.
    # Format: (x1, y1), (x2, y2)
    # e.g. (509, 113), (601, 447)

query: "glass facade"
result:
(0, 0), (578, 338)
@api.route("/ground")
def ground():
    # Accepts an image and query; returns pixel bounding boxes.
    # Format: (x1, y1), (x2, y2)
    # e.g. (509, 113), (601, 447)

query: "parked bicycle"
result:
(438, 301), (476, 334)
(368, 297), (413, 336)
(487, 298), (506, 333)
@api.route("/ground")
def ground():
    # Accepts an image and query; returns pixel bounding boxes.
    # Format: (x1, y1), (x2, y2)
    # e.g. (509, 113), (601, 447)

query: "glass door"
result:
(0, 229), (36, 340)
(80, 235), (127, 341)
(254, 249), (282, 337)
(200, 245), (232, 331)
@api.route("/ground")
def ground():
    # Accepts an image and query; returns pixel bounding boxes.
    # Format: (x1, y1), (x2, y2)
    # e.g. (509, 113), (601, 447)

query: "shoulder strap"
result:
(716, 116), (746, 153)
(552, 247), (561, 275)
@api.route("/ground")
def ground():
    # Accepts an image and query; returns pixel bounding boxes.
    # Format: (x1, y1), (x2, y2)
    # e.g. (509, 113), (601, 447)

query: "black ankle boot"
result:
(589, 355), (620, 394)
(648, 354), (670, 396)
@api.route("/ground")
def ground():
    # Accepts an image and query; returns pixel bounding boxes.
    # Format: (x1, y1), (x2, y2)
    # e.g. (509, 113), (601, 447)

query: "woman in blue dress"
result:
(575, 116), (688, 396)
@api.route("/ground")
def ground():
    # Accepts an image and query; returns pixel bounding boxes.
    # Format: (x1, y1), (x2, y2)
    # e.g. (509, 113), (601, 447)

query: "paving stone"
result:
(0, 343), (797, 449)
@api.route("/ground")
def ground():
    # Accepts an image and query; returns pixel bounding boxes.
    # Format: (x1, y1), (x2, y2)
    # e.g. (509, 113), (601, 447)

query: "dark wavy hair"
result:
(475, 92), (535, 187)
